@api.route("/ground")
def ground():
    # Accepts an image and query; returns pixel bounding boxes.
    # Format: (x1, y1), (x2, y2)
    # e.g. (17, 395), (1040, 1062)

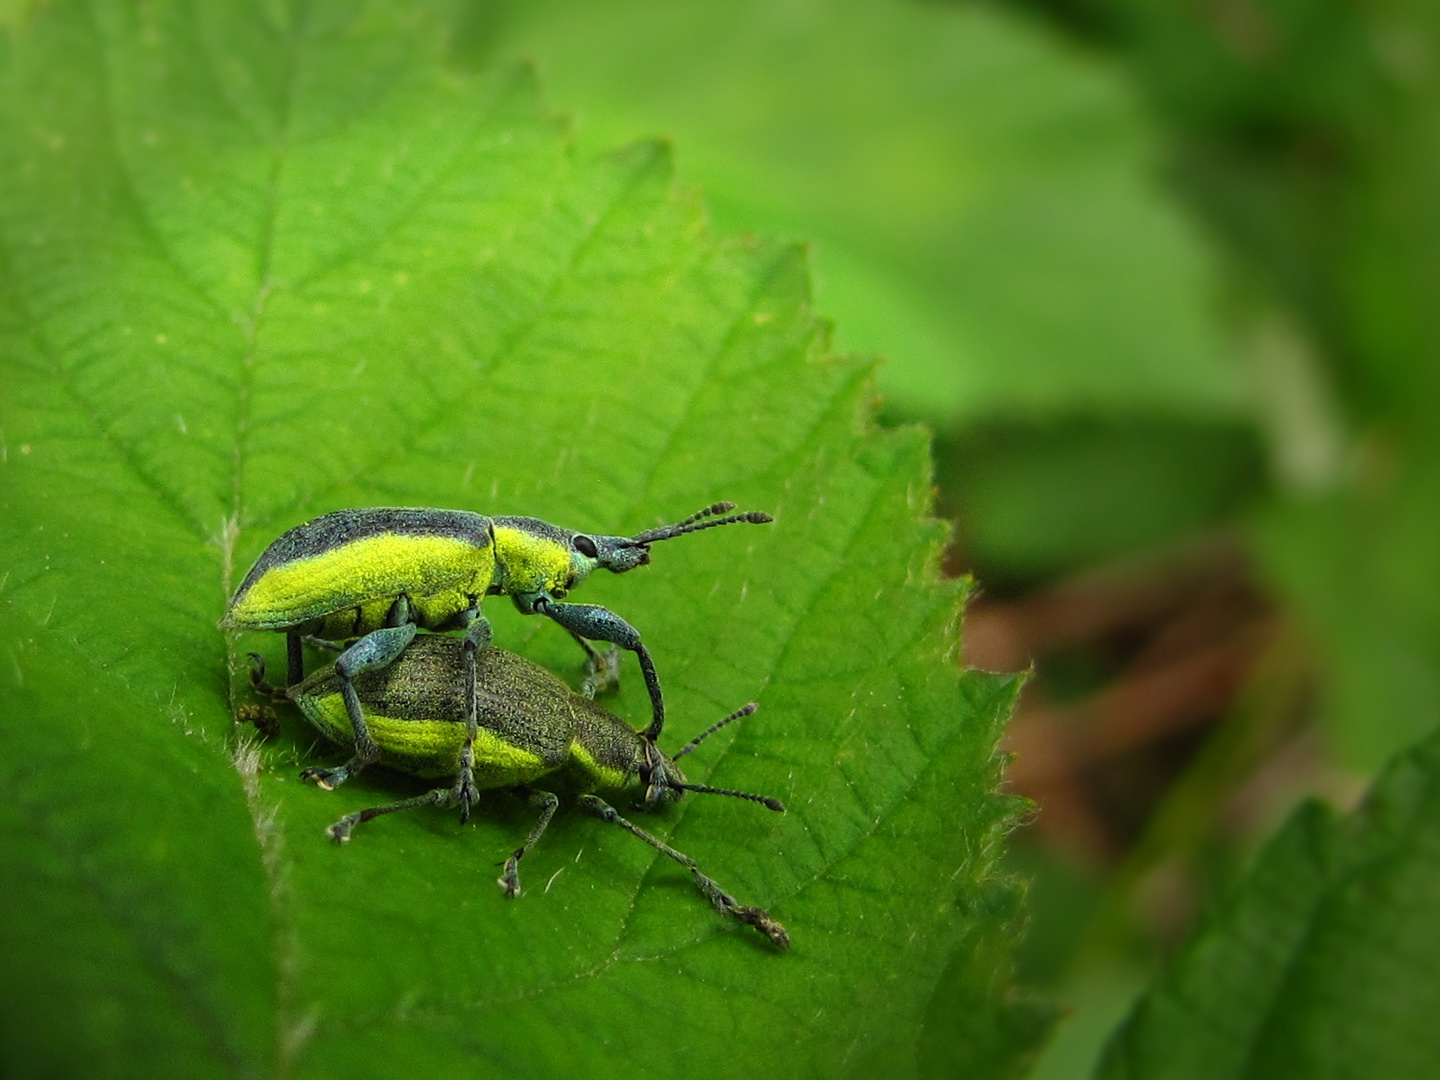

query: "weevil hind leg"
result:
(497, 787), (560, 898)
(577, 794), (790, 949)
(327, 786), (455, 843)
(301, 623), (417, 790)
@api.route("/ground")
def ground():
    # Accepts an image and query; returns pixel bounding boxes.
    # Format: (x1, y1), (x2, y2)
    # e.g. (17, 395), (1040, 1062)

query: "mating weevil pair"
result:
(248, 636), (789, 947)
(224, 501), (787, 945)
(221, 502), (770, 815)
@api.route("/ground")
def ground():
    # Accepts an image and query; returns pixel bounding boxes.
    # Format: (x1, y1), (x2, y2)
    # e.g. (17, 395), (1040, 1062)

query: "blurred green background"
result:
(469, 0), (1440, 1074)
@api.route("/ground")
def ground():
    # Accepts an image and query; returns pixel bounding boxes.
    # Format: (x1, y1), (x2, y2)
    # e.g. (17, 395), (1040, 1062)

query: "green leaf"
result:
(484, 0), (1247, 423)
(1095, 725), (1440, 1079)
(0, 2), (1045, 1076)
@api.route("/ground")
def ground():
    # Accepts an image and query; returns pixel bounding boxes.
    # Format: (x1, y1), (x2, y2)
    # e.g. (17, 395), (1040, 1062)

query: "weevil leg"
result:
(286, 632), (305, 687)
(327, 786), (455, 843)
(453, 612), (495, 823)
(578, 794), (790, 950)
(536, 601), (665, 741)
(300, 623), (417, 791)
(301, 634), (345, 652)
(385, 593), (412, 629)
(246, 652), (288, 701)
(571, 634), (622, 699)
(498, 787), (560, 898)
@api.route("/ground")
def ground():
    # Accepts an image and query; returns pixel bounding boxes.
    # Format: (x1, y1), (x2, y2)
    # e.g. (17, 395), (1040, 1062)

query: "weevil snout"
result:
(640, 742), (687, 806)
(586, 535), (651, 575)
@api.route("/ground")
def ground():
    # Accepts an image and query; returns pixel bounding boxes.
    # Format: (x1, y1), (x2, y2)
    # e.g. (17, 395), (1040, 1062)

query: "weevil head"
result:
(573, 502), (774, 582)
(638, 740), (688, 807)
(577, 532), (651, 576)
(493, 505), (771, 608)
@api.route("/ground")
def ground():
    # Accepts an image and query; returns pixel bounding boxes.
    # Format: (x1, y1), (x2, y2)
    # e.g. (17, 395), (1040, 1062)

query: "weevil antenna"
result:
(675, 783), (785, 812)
(673, 703), (758, 760)
(626, 504), (773, 546)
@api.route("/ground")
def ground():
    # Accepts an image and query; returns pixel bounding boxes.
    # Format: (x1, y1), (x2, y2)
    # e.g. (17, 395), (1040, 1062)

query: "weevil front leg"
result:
(299, 621), (417, 790)
(535, 601), (665, 740)
(497, 787), (560, 898)
(578, 794), (790, 949)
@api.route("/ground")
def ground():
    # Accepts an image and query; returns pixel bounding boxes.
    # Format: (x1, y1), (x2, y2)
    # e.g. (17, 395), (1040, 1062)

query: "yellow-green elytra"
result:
(220, 503), (772, 814)
(251, 635), (790, 949)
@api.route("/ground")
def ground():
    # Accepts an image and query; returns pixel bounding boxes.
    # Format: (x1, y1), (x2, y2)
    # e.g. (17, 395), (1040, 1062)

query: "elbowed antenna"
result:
(626, 502), (773, 547)
(674, 782), (785, 813)
(666, 702), (786, 813)
(673, 702), (758, 760)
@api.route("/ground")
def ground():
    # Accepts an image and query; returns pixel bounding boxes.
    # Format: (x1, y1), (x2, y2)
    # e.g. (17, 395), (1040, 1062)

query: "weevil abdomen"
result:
(291, 637), (583, 784)
(222, 509), (496, 634)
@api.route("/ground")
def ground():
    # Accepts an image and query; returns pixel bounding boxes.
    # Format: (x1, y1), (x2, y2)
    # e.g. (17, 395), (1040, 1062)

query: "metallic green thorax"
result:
(290, 636), (648, 792)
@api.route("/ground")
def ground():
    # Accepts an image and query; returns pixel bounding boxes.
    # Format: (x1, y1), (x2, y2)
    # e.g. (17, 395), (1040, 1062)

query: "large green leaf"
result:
(1095, 724), (1440, 1079)
(0, 2), (1045, 1076)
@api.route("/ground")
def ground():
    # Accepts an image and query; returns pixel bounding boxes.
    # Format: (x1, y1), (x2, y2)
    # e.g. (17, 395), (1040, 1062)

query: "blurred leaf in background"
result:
(0, 1), (1048, 1076)
(477, 0), (1440, 1077)
(484, 0), (1246, 423)
(1098, 725), (1440, 1079)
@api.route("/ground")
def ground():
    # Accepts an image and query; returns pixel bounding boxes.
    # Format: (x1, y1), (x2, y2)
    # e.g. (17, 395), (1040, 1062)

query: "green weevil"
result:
(247, 635), (789, 948)
(220, 502), (771, 817)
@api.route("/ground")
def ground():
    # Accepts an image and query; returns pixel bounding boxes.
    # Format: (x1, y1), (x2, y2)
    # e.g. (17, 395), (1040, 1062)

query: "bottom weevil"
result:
(247, 634), (789, 949)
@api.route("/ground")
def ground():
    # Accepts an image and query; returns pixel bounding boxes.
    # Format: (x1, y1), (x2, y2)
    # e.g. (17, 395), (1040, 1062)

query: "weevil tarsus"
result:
(570, 633), (622, 699)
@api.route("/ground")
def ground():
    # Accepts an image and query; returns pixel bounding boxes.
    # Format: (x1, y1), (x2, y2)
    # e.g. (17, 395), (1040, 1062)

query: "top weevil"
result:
(221, 501), (771, 816)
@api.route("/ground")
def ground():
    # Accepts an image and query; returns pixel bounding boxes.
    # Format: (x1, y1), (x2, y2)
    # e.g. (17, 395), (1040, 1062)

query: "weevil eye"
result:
(573, 535), (598, 559)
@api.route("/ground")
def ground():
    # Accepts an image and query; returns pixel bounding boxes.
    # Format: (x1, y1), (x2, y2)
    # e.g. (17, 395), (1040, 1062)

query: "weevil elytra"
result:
(220, 502), (771, 816)
(248, 635), (789, 948)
